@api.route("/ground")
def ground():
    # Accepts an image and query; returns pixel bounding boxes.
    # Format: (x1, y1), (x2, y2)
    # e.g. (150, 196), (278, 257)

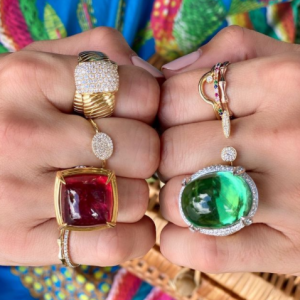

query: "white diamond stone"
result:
(221, 146), (237, 162)
(222, 110), (231, 138)
(75, 61), (119, 93)
(92, 132), (113, 160)
(206, 75), (213, 83)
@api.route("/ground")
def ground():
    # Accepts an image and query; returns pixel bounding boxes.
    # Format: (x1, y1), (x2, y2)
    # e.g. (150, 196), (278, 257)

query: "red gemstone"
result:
(61, 174), (113, 227)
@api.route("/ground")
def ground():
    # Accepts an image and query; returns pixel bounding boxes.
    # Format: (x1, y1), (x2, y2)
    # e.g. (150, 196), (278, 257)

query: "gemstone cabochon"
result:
(179, 165), (258, 236)
(61, 174), (114, 227)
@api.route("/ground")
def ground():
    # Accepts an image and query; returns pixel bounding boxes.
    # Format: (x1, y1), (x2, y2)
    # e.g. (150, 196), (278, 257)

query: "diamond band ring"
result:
(57, 229), (80, 268)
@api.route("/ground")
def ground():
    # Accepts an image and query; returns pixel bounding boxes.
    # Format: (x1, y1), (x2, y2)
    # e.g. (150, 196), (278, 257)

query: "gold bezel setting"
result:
(54, 167), (118, 231)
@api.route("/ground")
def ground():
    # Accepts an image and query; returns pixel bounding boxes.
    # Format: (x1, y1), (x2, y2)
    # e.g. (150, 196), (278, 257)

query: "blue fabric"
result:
(0, 267), (35, 300)
(35, 0), (156, 59)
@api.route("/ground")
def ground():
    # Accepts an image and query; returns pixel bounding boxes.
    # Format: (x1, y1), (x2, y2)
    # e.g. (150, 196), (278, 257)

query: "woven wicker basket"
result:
(122, 54), (300, 300)
(122, 179), (300, 300)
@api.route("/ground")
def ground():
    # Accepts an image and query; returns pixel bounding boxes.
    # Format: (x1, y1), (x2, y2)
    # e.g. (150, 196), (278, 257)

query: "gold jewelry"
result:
(198, 69), (221, 120)
(57, 229), (80, 268)
(74, 51), (119, 119)
(89, 119), (113, 164)
(182, 62), (259, 236)
(55, 166), (118, 231)
(198, 62), (232, 138)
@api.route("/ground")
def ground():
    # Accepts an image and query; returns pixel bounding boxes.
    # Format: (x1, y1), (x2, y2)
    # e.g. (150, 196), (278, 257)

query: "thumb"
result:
(24, 27), (162, 77)
(162, 26), (297, 79)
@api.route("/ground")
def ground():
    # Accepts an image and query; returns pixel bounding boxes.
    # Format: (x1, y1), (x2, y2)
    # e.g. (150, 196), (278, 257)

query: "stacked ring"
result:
(74, 51), (119, 119)
(198, 62), (232, 138)
(56, 51), (120, 267)
(54, 117), (118, 232)
(179, 61), (259, 236)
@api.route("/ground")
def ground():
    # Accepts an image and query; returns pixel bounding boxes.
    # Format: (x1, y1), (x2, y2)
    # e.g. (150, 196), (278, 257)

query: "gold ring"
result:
(90, 119), (113, 168)
(198, 69), (222, 120)
(57, 229), (80, 268)
(74, 51), (119, 119)
(198, 62), (232, 138)
(54, 166), (118, 231)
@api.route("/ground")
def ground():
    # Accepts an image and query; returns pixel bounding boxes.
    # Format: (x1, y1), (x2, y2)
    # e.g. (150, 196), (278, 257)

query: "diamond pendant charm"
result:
(92, 132), (113, 160)
(179, 147), (258, 236)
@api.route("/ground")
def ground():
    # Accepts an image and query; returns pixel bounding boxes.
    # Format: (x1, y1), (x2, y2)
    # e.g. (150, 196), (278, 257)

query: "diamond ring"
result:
(73, 51), (119, 119)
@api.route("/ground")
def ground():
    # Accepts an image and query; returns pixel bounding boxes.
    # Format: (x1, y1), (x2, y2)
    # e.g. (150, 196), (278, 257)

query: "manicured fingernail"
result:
(131, 55), (164, 78)
(162, 50), (202, 71)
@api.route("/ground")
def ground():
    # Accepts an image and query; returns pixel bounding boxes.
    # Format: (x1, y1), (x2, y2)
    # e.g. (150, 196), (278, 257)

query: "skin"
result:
(0, 27), (159, 266)
(159, 26), (300, 275)
(2, 25), (300, 275)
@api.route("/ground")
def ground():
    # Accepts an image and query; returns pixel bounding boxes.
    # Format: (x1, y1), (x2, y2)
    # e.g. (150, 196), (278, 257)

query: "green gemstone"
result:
(181, 172), (253, 229)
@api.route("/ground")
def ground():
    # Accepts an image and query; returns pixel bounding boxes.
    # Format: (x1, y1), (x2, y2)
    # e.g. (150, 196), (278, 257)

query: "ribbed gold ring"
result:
(74, 51), (119, 119)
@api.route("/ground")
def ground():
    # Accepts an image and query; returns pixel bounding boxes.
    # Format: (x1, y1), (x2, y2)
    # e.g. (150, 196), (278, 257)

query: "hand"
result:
(0, 28), (160, 266)
(158, 26), (300, 274)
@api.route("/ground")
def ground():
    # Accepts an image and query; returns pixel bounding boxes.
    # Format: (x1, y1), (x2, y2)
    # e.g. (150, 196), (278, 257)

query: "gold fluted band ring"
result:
(74, 51), (119, 119)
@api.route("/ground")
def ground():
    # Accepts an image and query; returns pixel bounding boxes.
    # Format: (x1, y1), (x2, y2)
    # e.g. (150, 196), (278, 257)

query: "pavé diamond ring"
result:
(74, 51), (119, 119)
(89, 119), (113, 164)
(179, 147), (258, 236)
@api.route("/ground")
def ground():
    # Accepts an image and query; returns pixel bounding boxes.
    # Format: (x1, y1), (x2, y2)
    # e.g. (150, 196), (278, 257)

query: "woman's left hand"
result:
(158, 26), (300, 274)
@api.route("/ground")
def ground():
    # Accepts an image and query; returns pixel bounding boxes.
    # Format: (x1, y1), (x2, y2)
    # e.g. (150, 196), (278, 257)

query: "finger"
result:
(159, 116), (272, 181)
(0, 51), (160, 123)
(160, 223), (292, 273)
(4, 216), (155, 266)
(40, 116), (160, 179)
(0, 172), (149, 223)
(24, 27), (135, 65)
(159, 173), (273, 227)
(159, 52), (299, 128)
(24, 27), (163, 78)
(162, 26), (299, 78)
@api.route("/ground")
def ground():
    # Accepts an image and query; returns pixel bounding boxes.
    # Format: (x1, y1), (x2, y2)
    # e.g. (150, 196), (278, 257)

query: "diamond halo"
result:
(221, 146), (237, 162)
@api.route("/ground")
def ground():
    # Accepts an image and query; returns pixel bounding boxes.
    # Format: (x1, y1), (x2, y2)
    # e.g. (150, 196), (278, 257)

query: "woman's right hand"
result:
(0, 28), (160, 266)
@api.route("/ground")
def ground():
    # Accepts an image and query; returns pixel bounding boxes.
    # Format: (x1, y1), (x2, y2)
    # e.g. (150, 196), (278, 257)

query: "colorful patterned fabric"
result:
(0, 0), (299, 60)
(0, 0), (300, 299)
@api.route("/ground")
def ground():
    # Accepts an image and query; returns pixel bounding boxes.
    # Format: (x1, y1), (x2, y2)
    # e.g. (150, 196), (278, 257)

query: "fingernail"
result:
(162, 50), (202, 71)
(131, 55), (164, 78)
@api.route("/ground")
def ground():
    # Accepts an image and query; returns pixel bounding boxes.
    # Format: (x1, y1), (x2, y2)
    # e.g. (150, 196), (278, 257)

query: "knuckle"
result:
(134, 181), (149, 220)
(97, 227), (131, 265)
(126, 67), (160, 122)
(0, 115), (43, 156)
(159, 128), (180, 179)
(271, 57), (300, 83)
(191, 237), (228, 273)
(90, 26), (121, 40)
(0, 229), (27, 265)
(217, 25), (245, 43)
(133, 124), (160, 178)
(160, 77), (183, 127)
(0, 53), (39, 84)
(214, 26), (247, 58)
